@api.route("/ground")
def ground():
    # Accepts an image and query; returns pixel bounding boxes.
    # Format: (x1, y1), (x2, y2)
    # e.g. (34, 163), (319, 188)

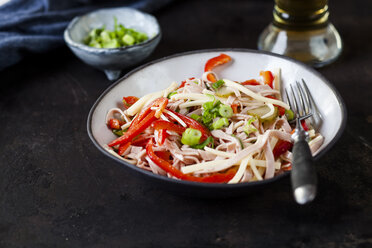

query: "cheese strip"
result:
(160, 114), (170, 121)
(143, 82), (178, 107)
(126, 94), (153, 116)
(223, 79), (290, 109)
(204, 147), (280, 169)
(251, 162), (263, 180)
(308, 129), (315, 138)
(163, 82), (178, 98)
(181, 159), (231, 174)
(251, 159), (280, 170)
(204, 147), (234, 158)
(126, 82), (178, 116)
(171, 93), (210, 101)
(309, 135), (323, 147)
(269, 137), (278, 151)
(179, 100), (207, 108)
(272, 68), (281, 93)
(228, 156), (251, 184)
(194, 158), (281, 173)
(120, 121), (132, 130)
(182, 156), (281, 175)
(163, 109), (187, 127)
(172, 92), (227, 104)
(202, 89), (216, 95)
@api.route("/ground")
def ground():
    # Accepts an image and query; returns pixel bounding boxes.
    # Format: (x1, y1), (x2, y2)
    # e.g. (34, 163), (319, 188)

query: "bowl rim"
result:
(64, 7), (161, 54)
(87, 48), (347, 189)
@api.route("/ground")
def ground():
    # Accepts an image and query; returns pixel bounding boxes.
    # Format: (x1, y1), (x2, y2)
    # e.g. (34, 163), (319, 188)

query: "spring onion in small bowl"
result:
(84, 17), (149, 49)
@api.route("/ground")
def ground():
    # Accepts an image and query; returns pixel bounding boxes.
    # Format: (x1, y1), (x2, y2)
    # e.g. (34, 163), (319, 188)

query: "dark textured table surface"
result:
(1, 0), (371, 247)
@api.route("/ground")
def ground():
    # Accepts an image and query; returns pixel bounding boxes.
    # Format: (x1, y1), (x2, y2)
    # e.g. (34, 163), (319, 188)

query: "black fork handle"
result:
(291, 139), (317, 204)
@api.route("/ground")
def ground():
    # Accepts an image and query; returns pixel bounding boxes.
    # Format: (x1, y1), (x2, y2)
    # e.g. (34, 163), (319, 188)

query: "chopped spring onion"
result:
(285, 109), (294, 121)
(190, 114), (202, 122)
(203, 99), (220, 111)
(243, 117), (257, 135)
(113, 129), (126, 136)
(202, 99), (221, 126)
(203, 101), (214, 110)
(191, 136), (214, 149)
(181, 128), (202, 146)
(212, 79), (225, 90)
(202, 110), (214, 125)
(219, 104), (233, 118)
(203, 97), (220, 110)
(123, 34), (135, 46)
(231, 134), (244, 149)
(212, 117), (229, 130)
(167, 91), (177, 99)
(84, 17), (148, 49)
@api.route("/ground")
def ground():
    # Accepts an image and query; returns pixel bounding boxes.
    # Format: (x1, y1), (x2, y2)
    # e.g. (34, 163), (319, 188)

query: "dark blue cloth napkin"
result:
(0, 0), (173, 70)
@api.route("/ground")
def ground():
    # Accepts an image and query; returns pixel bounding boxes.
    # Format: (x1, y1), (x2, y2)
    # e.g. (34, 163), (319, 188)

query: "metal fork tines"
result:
(285, 80), (318, 205)
(287, 79), (322, 130)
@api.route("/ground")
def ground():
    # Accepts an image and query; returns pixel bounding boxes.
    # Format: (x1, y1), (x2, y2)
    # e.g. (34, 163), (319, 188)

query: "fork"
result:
(285, 80), (318, 205)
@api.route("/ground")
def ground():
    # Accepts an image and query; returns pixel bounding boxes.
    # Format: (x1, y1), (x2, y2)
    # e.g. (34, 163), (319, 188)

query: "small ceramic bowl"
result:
(64, 7), (161, 80)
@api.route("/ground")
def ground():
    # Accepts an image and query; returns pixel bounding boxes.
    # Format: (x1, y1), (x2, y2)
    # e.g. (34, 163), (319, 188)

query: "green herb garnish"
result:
(212, 80), (225, 90)
(190, 136), (214, 149)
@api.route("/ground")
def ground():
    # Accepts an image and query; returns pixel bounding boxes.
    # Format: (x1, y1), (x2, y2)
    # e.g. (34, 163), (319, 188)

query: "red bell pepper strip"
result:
(157, 129), (168, 145)
(138, 97), (168, 122)
(131, 137), (151, 147)
(178, 77), (195, 89)
(195, 168), (237, 183)
(154, 97), (168, 118)
(278, 107), (286, 116)
(231, 103), (239, 114)
(241, 79), (260, 86)
(152, 120), (186, 135)
(123, 96), (139, 109)
(109, 97), (168, 147)
(129, 97), (168, 129)
(146, 139), (236, 183)
(118, 142), (131, 156)
(281, 163), (292, 171)
(260, 71), (274, 88)
(204, 54), (232, 82)
(146, 138), (184, 178)
(108, 111), (157, 147)
(165, 109), (211, 140)
(129, 106), (152, 130)
(179, 80), (186, 89)
(301, 120), (309, 131)
(289, 120), (309, 134)
(131, 134), (150, 145)
(273, 140), (293, 159)
(156, 150), (172, 163)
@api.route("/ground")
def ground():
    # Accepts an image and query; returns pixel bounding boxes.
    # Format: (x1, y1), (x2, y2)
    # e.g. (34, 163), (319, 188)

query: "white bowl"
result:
(64, 7), (161, 80)
(87, 49), (346, 196)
